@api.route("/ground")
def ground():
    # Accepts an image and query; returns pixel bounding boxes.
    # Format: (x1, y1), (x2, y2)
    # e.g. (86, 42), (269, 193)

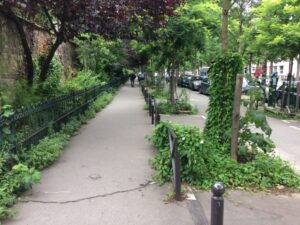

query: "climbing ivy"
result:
(204, 53), (244, 149)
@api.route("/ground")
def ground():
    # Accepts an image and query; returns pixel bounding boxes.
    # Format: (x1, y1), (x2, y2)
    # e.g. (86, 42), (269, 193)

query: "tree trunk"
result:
(296, 82), (300, 112)
(2, 10), (34, 86)
(170, 61), (176, 105)
(248, 53), (252, 75)
(231, 75), (243, 161)
(39, 35), (63, 82)
(262, 59), (267, 85)
(270, 61), (273, 75)
(221, 0), (230, 54)
(238, 3), (244, 53)
(286, 58), (294, 106)
(296, 56), (300, 81)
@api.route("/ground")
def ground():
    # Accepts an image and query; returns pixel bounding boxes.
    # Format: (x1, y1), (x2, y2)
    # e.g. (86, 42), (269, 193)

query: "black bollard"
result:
(151, 99), (155, 124)
(211, 182), (225, 225)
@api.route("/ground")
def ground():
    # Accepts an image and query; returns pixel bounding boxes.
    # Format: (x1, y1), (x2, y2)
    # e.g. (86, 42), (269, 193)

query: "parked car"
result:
(189, 76), (205, 91)
(198, 77), (210, 95)
(177, 74), (192, 87)
(276, 81), (300, 107)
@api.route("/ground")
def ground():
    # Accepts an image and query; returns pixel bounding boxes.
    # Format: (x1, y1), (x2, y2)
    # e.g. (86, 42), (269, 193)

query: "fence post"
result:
(173, 141), (181, 201)
(155, 101), (160, 126)
(151, 98), (155, 124)
(211, 182), (225, 225)
(148, 94), (152, 116)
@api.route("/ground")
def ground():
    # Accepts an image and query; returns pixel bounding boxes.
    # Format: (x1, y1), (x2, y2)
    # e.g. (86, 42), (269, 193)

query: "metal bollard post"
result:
(211, 182), (225, 225)
(148, 94), (152, 116)
(151, 99), (155, 124)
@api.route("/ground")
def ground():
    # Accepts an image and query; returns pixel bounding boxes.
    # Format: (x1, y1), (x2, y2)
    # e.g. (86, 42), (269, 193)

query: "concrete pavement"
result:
(4, 83), (194, 225)
(3, 83), (300, 225)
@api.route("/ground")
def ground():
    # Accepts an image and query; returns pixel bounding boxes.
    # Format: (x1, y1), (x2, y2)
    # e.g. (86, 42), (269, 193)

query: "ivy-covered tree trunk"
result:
(204, 54), (243, 149)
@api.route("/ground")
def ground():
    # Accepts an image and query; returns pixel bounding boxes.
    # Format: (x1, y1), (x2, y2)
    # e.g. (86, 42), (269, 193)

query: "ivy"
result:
(150, 121), (300, 191)
(204, 53), (244, 149)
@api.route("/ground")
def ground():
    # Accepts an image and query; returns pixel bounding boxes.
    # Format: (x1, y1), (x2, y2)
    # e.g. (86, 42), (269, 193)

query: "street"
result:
(170, 88), (300, 172)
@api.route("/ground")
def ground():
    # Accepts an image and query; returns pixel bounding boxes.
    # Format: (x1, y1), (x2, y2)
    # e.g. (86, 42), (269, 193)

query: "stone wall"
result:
(0, 13), (76, 85)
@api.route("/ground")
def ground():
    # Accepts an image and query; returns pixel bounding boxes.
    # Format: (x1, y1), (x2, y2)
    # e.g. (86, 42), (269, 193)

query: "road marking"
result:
(282, 120), (291, 124)
(201, 115), (207, 120)
(186, 186), (196, 201)
(186, 192), (196, 201)
(289, 126), (300, 131)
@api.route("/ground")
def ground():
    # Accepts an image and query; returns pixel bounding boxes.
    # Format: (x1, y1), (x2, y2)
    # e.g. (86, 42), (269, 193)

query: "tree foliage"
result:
(0, 0), (184, 84)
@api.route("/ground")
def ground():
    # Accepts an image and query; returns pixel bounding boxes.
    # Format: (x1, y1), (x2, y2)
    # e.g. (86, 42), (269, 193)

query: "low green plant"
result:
(150, 121), (300, 191)
(158, 89), (198, 114)
(34, 56), (64, 98)
(0, 164), (40, 220)
(62, 69), (107, 92)
(237, 110), (275, 162)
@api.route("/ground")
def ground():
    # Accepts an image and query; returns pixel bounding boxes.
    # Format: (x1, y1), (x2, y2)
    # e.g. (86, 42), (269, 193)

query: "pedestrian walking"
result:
(130, 73), (136, 87)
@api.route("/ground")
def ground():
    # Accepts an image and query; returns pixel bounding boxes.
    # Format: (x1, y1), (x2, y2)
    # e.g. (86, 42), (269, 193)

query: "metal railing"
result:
(0, 77), (127, 152)
(140, 85), (160, 126)
(168, 127), (181, 201)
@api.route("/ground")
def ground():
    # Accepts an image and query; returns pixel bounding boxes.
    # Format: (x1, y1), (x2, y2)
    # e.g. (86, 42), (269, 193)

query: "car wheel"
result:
(199, 87), (202, 94)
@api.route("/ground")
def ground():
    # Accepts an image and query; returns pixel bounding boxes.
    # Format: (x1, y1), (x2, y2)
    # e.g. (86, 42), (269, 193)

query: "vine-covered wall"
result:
(0, 13), (76, 86)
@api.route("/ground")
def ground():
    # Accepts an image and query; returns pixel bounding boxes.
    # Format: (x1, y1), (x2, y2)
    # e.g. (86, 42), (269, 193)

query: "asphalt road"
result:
(180, 88), (300, 172)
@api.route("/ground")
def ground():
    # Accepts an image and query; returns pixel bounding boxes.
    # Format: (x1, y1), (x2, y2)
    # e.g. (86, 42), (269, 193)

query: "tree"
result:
(74, 34), (127, 76)
(0, 0), (184, 85)
(252, 0), (300, 79)
(147, 1), (216, 103)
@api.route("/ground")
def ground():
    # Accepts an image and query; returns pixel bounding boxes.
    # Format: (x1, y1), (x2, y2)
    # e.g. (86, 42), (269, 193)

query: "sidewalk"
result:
(4, 83), (300, 225)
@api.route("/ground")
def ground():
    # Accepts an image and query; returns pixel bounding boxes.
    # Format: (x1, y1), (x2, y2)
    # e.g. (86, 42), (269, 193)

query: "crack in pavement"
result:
(20, 181), (151, 205)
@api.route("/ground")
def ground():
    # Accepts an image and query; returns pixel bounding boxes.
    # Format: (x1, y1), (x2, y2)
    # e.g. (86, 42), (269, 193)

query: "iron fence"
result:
(140, 85), (160, 126)
(168, 127), (181, 201)
(0, 77), (127, 152)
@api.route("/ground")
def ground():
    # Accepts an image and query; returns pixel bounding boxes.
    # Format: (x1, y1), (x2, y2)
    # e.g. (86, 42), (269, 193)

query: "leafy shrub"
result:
(23, 134), (69, 170)
(63, 69), (107, 92)
(150, 121), (300, 191)
(0, 81), (41, 109)
(34, 56), (64, 98)
(158, 89), (198, 114)
(237, 110), (275, 162)
(0, 164), (40, 220)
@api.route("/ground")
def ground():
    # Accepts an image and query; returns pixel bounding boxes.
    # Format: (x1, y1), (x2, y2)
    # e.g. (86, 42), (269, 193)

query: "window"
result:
(279, 66), (284, 74)
(273, 66), (278, 72)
